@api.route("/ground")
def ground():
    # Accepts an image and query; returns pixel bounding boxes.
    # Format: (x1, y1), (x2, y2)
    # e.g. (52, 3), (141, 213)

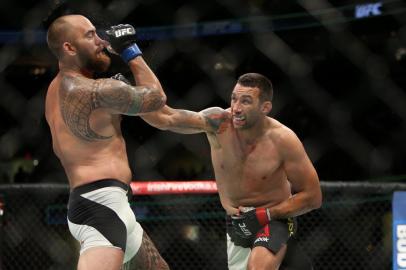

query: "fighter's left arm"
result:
(267, 127), (322, 219)
(232, 127), (322, 235)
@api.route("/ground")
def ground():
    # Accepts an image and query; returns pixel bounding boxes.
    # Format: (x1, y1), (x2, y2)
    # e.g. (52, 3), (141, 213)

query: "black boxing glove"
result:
(105, 24), (142, 63)
(111, 73), (132, 85)
(231, 207), (271, 238)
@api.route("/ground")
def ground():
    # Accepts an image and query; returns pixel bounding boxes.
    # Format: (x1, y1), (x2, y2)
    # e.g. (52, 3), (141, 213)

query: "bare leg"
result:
(125, 231), (170, 270)
(78, 247), (124, 270)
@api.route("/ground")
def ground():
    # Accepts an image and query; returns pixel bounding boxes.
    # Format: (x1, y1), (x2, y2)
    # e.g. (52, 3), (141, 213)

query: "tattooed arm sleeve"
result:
(94, 78), (166, 115)
(59, 75), (166, 141)
(141, 106), (230, 134)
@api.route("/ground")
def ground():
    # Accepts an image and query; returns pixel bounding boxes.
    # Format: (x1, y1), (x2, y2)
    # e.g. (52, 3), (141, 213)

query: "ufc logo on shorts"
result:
(239, 223), (252, 236)
(115, 28), (134, 37)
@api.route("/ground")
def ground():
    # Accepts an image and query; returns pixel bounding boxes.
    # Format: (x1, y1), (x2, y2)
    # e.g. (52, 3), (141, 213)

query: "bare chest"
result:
(213, 134), (281, 180)
(210, 132), (289, 206)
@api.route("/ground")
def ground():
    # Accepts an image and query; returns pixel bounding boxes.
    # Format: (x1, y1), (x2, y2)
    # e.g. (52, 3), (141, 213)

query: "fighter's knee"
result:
(247, 258), (280, 270)
(248, 246), (284, 270)
(247, 262), (279, 270)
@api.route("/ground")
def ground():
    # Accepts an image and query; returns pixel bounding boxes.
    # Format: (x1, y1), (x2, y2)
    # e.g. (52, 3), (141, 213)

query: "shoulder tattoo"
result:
(60, 80), (112, 141)
(201, 107), (230, 134)
(93, 80), (141, 114)
(60, 78), (163, 141)
(94, 80), (164, 114)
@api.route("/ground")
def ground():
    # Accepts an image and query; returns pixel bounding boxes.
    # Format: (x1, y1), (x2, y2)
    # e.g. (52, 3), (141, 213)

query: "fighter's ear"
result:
(261, 101), (272, 115)
(62, 42), (76, 56)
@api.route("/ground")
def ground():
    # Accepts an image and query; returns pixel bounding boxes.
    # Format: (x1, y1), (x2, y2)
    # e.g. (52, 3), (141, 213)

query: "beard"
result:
(77, 48), (111, 73)
(232, 112), (260, 130)
(234, 120), (254, 130)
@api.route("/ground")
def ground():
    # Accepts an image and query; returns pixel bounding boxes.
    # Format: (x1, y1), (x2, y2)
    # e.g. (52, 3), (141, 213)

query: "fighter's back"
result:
(45, 73), (132, 188)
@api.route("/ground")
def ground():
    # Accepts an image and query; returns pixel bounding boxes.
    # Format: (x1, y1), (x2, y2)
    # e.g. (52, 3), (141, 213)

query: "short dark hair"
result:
(237, 73), (273, 101)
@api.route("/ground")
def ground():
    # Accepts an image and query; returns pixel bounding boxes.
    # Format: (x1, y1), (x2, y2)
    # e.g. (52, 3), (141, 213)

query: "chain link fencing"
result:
(0, 181), (404, 269)
(0, 1), (406, 269)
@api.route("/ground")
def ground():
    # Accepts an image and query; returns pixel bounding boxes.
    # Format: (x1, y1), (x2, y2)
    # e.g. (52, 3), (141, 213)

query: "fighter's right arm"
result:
(104, 24), (166, 108)
(104, 25), (230, 134)
(141, 106), (231, 134)
(59, 75), (165, 141)
(93, 78), (165, 115)
(61, 75), (165, 116)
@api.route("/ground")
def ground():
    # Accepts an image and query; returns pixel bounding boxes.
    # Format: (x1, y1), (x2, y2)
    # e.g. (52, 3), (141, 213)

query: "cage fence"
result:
(0, 181), (404, 270)
(0, 1), (405, 270)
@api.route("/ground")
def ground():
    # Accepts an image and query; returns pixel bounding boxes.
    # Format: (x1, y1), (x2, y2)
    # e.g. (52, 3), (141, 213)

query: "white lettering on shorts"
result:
(239, 223), (252, 236)
(254, 237), (269, 244)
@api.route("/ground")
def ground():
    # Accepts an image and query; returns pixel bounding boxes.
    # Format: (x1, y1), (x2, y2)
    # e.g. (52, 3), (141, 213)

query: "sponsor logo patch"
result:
(254, 237), (269, 244)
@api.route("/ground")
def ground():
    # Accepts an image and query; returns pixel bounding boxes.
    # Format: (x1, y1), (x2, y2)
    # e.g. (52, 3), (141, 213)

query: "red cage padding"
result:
(130, 181), (218, 195)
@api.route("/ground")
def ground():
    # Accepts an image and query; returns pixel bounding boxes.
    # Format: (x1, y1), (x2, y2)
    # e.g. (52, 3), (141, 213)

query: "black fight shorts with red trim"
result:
(226, 215), (297, 253)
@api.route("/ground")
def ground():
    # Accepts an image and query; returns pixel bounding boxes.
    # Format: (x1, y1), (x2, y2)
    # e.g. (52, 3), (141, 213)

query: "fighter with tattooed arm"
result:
(137, 72), (322, 269)
(45, 14), (169, 270)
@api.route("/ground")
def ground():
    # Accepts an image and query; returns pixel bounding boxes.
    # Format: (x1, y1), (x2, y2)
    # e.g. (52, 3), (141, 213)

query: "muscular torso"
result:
(208, 117), (291, 215)
(45, 73), (132, 188)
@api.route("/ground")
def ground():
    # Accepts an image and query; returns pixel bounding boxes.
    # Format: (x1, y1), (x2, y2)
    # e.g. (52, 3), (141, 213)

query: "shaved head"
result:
(46, 15), (89, 58)
(46, 15), (110, 72)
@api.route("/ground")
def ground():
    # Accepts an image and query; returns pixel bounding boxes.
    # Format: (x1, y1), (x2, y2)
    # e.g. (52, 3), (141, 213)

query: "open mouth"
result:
(96, 48), (110, 58)
(233, 115), (246, 125)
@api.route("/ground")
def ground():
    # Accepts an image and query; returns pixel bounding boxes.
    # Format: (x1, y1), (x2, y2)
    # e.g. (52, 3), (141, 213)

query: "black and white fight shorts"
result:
(67, 179), (143, 263)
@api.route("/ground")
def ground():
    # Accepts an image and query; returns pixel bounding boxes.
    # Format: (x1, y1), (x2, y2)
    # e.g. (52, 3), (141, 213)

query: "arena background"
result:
(0, 0), (406, 269)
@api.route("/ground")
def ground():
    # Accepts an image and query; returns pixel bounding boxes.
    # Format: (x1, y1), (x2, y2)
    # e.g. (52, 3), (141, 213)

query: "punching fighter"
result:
(135, 72), (322, 269)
